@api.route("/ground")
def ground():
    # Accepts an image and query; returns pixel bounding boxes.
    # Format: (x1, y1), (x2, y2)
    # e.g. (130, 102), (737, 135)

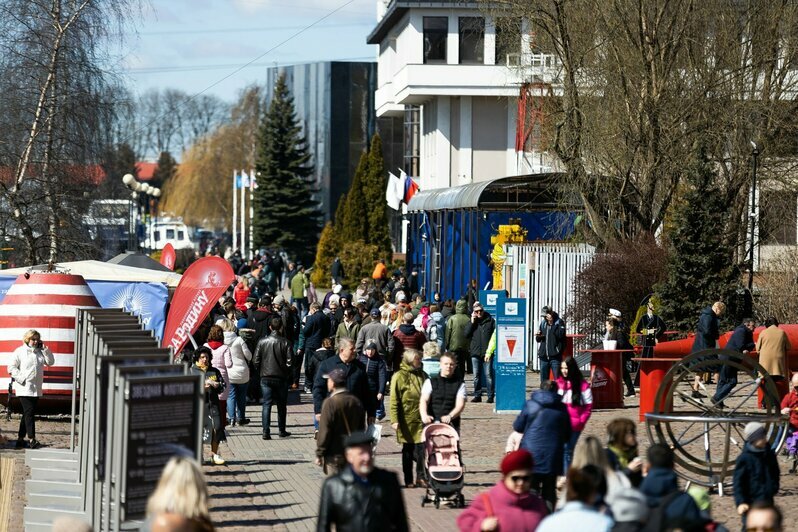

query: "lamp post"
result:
(748, 141), (759, 294)
(121, 174), (160, 253)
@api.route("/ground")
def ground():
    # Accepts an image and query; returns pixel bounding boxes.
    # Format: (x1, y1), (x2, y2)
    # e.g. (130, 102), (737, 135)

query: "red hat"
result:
(500, 449), (534, 475)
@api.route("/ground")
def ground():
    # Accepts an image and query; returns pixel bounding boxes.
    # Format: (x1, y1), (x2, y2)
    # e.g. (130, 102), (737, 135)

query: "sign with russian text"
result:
(496, 298), (527, 412)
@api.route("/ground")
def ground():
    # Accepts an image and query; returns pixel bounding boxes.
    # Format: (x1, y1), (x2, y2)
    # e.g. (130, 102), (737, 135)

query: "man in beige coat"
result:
(756, 316), (791, 404)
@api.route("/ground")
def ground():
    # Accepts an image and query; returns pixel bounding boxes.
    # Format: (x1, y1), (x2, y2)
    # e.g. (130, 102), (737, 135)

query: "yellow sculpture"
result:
(489, 221), (528, 289)
(491, 243), (506, 290)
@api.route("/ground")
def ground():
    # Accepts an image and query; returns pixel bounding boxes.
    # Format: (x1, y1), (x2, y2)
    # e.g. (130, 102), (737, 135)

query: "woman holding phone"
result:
(8, 329), (54, 449)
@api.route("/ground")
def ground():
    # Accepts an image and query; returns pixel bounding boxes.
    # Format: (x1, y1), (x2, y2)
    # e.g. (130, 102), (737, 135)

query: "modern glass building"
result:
(265, 62), (403, 226)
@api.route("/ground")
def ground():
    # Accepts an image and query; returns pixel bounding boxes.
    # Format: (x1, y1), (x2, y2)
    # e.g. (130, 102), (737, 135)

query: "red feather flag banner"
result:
(161, 256), (234, 354)
(160, 243), (176, 271)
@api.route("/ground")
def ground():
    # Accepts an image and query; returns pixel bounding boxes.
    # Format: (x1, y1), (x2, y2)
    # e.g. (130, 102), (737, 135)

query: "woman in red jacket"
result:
(233, 276), (251, 311)
(457, 449), (548, 531)
(555, 356), (593, 472)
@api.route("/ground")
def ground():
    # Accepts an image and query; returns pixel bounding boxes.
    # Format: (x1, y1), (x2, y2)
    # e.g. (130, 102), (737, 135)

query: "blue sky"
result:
(117, 0), (378, 102)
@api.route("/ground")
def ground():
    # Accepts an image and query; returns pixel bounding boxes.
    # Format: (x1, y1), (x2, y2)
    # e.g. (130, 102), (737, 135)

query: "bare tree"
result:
(0, 0), (138, 264)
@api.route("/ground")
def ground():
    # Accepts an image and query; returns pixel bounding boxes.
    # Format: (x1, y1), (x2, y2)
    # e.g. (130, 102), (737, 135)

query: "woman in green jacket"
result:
(390, 348), (428, 488)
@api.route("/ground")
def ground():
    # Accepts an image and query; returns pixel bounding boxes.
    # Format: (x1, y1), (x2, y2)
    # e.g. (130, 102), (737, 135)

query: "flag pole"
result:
(249, 168), (255, 259)
(241, 172), (247, 259)
(232, 170), (238, 253)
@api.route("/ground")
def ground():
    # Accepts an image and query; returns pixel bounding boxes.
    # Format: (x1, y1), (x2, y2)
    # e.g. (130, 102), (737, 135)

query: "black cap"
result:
(370, 308), (380, 317)
(323, 368), (347, 387)
(344, 430), (375, 448)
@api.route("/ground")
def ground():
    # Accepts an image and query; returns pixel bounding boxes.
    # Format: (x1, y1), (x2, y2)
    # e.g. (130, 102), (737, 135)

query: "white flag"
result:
(240, 171), (250, 188)
(386, 172), (402, 210)
(396, 169), (408, 204)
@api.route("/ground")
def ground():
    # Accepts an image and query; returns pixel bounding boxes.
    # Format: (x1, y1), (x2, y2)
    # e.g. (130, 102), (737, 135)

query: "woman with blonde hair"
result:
(8, 329), (54, 449)
(145, 456), (214, 531)
(569, 434), (630, 506)
(390, 348), (428, 488)
(218, 318), (252, 427)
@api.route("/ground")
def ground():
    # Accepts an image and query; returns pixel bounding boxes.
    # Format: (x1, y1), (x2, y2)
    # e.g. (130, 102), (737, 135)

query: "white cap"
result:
(609, 308), (622, 318)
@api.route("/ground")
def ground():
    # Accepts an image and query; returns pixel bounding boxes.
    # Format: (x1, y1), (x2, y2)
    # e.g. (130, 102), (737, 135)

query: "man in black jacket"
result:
(253, 318), (292, 440)
(298, 302), (330, 390)
(317, 431), (408, 532)
(464, 302), (496, 403)
(313, 337), (375, 423)
(713, 317), (755, 407)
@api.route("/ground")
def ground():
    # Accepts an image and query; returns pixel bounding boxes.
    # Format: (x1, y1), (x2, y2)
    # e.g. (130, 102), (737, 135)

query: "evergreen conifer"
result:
(362, 134), (392, 256)
(253, 74), (322, 264)
(656, 146), (739, 331)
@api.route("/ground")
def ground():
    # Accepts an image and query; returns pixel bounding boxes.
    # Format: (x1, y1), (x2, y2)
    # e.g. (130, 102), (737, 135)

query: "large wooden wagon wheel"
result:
(645, 349), (788, 493)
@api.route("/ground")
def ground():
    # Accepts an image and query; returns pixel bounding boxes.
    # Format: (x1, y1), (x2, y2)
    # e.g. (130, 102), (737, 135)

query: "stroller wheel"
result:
(458, 494), (466, 508)
(434, 497), (440, 509)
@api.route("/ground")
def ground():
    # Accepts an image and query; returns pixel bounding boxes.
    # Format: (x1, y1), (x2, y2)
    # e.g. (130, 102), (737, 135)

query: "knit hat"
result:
(364, 341), (378, 352)
(332, 284), (343, 294)
(500, 449), (534, 475)
(744, 421), (767, 442)
(612, 488), (649, 523)
(273, 294), (285, 306)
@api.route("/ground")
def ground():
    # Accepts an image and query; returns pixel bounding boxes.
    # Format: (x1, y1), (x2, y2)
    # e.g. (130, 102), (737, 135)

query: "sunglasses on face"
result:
(510, 474), (532, 483)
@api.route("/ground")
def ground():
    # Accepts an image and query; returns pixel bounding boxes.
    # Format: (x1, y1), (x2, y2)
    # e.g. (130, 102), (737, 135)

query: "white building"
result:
(367, 0), (562, 191)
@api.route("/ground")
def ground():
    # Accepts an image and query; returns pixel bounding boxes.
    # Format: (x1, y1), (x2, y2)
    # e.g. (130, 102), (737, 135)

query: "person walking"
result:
(734, 422), (780, 529)
(356, 308), (395, 365)
(357, 341), (387, 420)
(690, 301), (725, 398)
(390, 349), (428, 488)
(556, 356), (593, 471)
(8, 329), (54, 449)
(457, 449), (548, 532)
(756, 317), (791, 404)
(330, 257), (345, 285)
(713, 317), (755, 407)
(204, 325), (233, 426)
(299, 302), (331, 390)
(335, 308), (361, 350)
(419, 352), (466, 433)
(313, 337), (375, 423)
(220, 319), (252, 426)
(190, 347), (227, 465)
(445, 299), (471, 379)
(253, 318), (292, 440)
(317, 431), (408, 532)
(392, 312), (427, 368)
(513, 380), (572, 510)
(536, 308), (566, 383)
(465, 302), (496, 403)
(315, 368), (366, 475)
(290, 264), (310, 318)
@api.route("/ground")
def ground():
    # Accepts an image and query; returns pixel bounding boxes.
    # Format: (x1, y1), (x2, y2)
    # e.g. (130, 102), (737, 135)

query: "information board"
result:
(495, 298), (527, 412)
(478, 290), (506, 317)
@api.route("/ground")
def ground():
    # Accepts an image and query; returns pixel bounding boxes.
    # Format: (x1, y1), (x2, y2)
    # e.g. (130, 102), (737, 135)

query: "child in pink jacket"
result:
(555, 356), (593, 472)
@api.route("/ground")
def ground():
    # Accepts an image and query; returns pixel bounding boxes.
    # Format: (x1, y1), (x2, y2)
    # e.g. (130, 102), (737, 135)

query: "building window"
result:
(759, 191), (798, 245)
(423, 17), (448, 63)
(404, 105), (420, 177)
(495, 17), (522, 66)
(459, 17), (484, 64)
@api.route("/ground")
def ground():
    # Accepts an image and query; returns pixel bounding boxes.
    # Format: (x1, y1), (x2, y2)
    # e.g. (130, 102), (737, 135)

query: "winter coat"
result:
(247, 307), (276, 346)
(639, 468), (704, 527)
(290, 271), (308, 299)
(372, 262), (387, 281)
(233, 283), (251, 311)
(390, 360), (427, 444)
(335, 321), (361, 350)
(331, 259), (344, 281)
(312, 356), (375, 417)
(392, 324), (427, 369)
(691, 306), (719, 352)
(733, 442), (780, 506)
(537, 316), (566, 360)
(726, 324), (755, 353)
(317, 466), (408, 532)
(781, 390), (798, 430)
(8, 344), (54, 397)
(316, 389), (366, 460)
(512, 389), (571, 476)
(464, 311), (495, 359)
(223, 331), (252, 384)
(457, 482), (548, 532)
(426, 311), (444, 349)
(355, 321), (394, 361)
(413, 306), (430, 332)
(445, 300), (471, 352)
(357, 353), (387, 395)
(554, 377), (593, 432)
(303, 310), (331, 353)
(190, 364), (226, 443)
(756, 325), (791, 378)
(307, 347), (336, 385)
(252, 331), (292, 380)
(537, 502), (613, 532)
(205, 341), (233, 401)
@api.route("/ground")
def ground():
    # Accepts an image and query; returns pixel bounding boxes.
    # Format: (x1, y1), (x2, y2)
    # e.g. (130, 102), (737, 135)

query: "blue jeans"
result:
(472, 357), (495, 399)
(563, 430), (581, 472)
(260, 377), (288, 434)
(227, 382), (249, 422)
(712, 359), (737, 404)
(539, 358), (561, 384)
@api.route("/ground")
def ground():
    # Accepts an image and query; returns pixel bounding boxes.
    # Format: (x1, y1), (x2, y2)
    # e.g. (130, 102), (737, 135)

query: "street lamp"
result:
(748, 141), (759, 295)
(121, 174), (160, 252)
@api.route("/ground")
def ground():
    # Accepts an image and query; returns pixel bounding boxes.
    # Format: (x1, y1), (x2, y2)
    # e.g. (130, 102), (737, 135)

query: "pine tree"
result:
(333, 192), (347, 234)
(253, 74), (322, 264)
(151, 151), (177, 189)
(311, 222), (339, 286)
(362, 134), (392, 256)
(656, 145), (740, 332)
(340, 152), (368, 243)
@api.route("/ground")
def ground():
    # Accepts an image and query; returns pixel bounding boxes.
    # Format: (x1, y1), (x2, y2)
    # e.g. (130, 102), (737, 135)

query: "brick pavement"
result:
(205, 372), (798, 531)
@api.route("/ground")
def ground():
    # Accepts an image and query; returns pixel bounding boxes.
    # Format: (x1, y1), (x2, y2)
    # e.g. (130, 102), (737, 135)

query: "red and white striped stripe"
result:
(0, 273), (100, 400)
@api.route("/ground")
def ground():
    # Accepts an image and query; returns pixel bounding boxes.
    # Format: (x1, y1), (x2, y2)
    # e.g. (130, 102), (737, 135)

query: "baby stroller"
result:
(785, 429), (798, 473)
(420, 422), (465, 509)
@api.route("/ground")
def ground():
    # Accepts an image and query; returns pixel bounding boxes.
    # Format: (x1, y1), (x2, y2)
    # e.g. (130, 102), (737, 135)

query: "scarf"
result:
(608, 444), (638, 469)
(206, 341), (223, 350)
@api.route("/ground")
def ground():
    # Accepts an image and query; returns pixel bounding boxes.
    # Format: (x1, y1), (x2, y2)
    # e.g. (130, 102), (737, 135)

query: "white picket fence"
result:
(504, 243), (595, 369)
